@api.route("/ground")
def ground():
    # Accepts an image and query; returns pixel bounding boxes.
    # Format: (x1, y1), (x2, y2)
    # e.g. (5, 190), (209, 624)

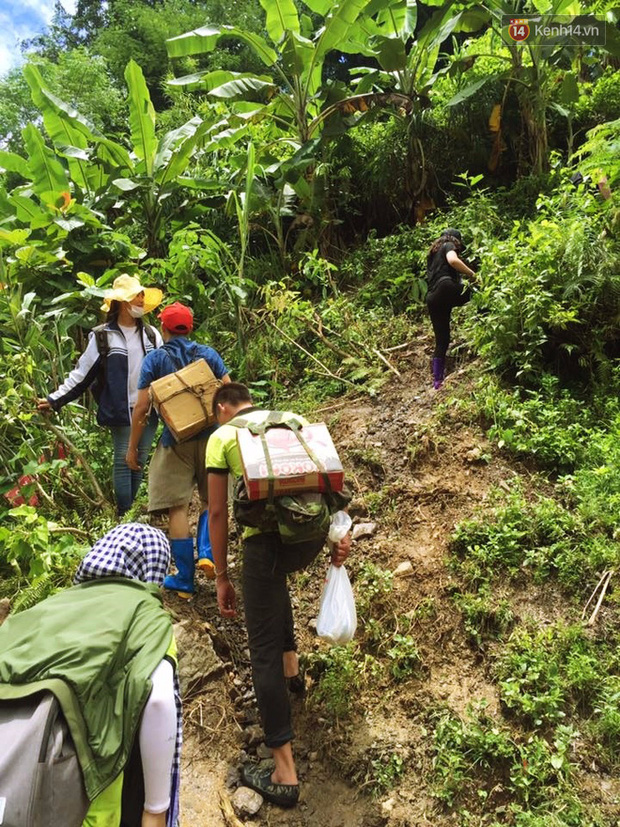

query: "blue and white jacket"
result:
(47, 321), (163, 427)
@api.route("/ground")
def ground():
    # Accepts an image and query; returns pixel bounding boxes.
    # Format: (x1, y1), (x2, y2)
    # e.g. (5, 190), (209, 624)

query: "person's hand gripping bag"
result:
(316, 512), (357, 645)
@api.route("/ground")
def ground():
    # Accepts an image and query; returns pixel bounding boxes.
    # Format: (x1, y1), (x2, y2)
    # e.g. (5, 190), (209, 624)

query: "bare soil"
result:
(166, 340), (616, 826)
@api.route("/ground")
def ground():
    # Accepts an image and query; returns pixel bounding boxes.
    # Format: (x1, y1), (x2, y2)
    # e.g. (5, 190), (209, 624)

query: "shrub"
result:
(467, 182), (620, 383)
(495, 625), (606, 726)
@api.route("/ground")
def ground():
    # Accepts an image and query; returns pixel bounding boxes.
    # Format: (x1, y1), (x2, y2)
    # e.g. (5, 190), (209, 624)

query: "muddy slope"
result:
(168, 342), (609, 826)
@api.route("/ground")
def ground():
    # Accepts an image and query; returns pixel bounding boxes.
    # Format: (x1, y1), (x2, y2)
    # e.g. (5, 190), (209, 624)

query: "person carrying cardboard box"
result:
(126, 302), (231, 597)
(206, 382), (352, 808)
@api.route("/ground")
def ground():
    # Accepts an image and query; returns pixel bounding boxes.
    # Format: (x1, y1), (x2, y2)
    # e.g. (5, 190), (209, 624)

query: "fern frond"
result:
(12, 573), (58, 613)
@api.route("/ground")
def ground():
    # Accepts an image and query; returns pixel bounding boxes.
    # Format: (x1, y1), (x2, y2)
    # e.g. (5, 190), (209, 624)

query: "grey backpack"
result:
(0, 692), (89, 827)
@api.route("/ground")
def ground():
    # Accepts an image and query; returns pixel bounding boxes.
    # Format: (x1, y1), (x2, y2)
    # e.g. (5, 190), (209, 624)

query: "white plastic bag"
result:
(328, 510), (352, 543)
(316, 564), (357, 645)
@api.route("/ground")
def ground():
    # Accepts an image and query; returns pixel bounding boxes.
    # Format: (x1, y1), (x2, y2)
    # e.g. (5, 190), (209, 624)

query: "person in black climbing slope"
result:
(425, 229), (478, 389)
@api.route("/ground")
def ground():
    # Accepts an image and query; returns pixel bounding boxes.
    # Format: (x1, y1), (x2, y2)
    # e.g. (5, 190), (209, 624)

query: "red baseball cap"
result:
(158, 302), (193, 334)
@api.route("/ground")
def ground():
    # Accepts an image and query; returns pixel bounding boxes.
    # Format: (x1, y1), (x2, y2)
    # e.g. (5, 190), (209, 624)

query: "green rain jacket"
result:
(0, 577), (173, 800)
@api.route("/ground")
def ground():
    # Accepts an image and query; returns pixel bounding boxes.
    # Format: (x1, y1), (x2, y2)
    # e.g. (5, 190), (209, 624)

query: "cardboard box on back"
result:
(150, 360), (221, 442)
(236, 422), (344, 500)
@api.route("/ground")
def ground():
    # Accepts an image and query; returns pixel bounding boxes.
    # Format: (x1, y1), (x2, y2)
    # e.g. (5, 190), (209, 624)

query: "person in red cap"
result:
(126, 302), (231, 597)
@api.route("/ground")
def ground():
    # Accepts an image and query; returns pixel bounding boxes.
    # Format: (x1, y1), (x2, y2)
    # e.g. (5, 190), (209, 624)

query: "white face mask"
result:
(128, 305), (146, 318)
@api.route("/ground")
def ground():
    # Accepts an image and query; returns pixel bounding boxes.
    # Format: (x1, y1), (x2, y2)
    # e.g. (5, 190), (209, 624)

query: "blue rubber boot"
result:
(196, 510), (216, 580)
(164, 537), (195, 598)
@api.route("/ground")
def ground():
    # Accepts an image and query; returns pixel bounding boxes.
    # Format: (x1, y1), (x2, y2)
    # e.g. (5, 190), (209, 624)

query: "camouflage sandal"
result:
(240, 764), (299, 808)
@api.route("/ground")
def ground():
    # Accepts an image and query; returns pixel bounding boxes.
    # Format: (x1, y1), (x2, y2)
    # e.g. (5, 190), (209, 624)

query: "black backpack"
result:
(228, 412), (350, 545)
(91, 322), (157, 402)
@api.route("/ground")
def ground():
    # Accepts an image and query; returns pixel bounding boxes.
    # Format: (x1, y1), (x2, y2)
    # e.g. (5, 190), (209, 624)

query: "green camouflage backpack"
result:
(228, 412), (350, 545)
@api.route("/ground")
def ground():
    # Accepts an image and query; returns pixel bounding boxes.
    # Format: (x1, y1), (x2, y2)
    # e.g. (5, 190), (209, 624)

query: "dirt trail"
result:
(167, 338), (526, 826)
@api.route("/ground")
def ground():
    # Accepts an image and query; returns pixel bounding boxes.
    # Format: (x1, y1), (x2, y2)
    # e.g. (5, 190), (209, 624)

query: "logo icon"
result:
(508, 18), (530, 41)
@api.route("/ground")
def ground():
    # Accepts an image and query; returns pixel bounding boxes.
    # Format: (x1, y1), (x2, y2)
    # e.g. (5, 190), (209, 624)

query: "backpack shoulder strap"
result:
(227, 416), (250, 429)
(163, 343), (184, 372)
(143, 323), (157, 349)
(246, 411), (302, 436)
(92, 324), (109, 360)
(226, 410), (283, 431)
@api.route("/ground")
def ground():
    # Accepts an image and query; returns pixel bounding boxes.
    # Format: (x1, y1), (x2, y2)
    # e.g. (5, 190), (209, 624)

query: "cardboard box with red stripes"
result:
(236, 422), (344, 500)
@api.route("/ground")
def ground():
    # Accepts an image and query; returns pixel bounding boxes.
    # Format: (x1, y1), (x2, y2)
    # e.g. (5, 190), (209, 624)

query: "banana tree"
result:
(327, 0), (491, 219)
(166, 0), (392, 247)
(167, 0), (376, 142)
(166, 0), (482, 235)
(443, 0), (620, 175)
(11, 60), (230, 257)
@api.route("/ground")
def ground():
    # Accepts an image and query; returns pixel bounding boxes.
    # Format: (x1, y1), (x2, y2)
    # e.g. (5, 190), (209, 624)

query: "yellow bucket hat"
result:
(100, 274), (163, 313)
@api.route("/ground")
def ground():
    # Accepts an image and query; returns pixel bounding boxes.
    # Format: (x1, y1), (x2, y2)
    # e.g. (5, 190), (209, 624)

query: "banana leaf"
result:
(23, 65), (94, 191)
(0, 151), (30, 178)
(167, 25), (277, 67)
(259, 0), (300, 42)
(207, 77), (277, 102)
(315, 0), (374, 61)
(155, 118), (213, 188)
(22, 125), (69, 197)
(125, 60), (157, 176)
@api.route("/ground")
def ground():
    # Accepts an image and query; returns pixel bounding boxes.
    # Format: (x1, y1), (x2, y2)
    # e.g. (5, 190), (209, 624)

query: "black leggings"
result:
(242, 534), (324, 748)
(426, 278), (472, 359)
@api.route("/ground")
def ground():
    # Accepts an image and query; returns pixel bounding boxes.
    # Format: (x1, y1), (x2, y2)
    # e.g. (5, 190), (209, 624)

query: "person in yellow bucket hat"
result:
(37, 274), (165, 516)
(100, 273), (163, 315)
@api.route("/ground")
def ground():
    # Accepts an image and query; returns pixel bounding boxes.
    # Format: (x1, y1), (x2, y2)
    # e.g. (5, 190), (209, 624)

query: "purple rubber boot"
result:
(432, 357), (445, 390)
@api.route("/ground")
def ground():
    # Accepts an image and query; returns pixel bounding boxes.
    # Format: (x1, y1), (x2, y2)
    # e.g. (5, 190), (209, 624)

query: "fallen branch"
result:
(265, 319), (358, 389)
(383, 341), (415, 352)
(373, 348), (402, 378)
(219, 790), (245, 827)
(584, 569), (614, 627)
(37, 416), (109, 507)
(315, 396), (366, 414)
(49, 526), (90, 538)
(581, 570), (610, 618)
(35, 480), (55, 509)
(309, 312), (359, 361)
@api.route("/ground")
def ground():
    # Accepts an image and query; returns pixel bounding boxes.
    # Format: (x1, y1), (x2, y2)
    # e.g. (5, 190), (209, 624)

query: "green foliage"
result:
(467, 180), (620, 383)
(368, 751), (406, 796)
(354, 560), (394, 621)
(453, 587), (514, 648)
(248, 279), (410, 393)
(450, 487), (586, 591)
(475, 374), (619, 474)
(306, 643), (366, 720)
(0, 506), (84, 582)
(495, 625), (603, 726)
(575, 116), (620, 189)
(591, 676), (620, 766)
(339, 226), (428, 312)
(0, 51), (126, 156)
(385, 633), (420, 680)
(562, 419), (620, 535)
(575, 67), (620, 127)
(432, 707), (517, 807)
(433, 706), (582, 817)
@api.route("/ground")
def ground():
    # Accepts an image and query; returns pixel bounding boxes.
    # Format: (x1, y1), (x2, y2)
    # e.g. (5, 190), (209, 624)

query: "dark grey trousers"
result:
(242, 533), (324, 747)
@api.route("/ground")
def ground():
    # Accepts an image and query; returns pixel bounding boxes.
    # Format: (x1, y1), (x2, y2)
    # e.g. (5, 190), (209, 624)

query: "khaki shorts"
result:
(148, 437), (209, 511)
